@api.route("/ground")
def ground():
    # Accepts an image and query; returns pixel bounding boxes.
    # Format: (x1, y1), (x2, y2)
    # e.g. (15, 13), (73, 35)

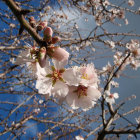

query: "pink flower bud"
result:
(29, 16), (36, 28)
(44, 27), (53, 37)
(43, 27), (53, 42)
(38, 47), (47, 68)
(52, 36), (61, 44)
(37, 21), (48, 31)
(29, 16), (35, 22)
(51, 47), (69, 61)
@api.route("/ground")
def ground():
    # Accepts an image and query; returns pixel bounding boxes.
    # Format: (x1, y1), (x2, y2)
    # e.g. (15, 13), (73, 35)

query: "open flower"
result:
(36, 59), (69, 100)
(15, 46), (37, 65)
(126, 40), (140, 58)
(15, 45), (49, 75)
(104, 90), (119, 104)
(63, 64), (99, 87)
(66, 85), (101, 111)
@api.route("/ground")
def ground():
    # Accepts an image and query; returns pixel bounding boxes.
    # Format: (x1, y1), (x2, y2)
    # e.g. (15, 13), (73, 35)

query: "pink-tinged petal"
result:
(87, 86), (101, 101)
(62, 69), (80, 86)
(51, 81), (69, 99)
(43, 27), (53, 37)
(75, 97), (93, 111)
(80, 64), (99, 86)
(51, 47), (69, 62)
(66, 86), (93, 111)
(66, 86), (79, 110)
(114, 93), (119, 99)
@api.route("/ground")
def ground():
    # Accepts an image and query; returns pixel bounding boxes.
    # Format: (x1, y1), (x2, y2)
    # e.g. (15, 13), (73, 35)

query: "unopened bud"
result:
(52, 36), (61, 44)
(49, 46), (69, 62)
(29, 16), (36, 28)
(38, 47), (47, 68)
(43, 27), (53, 42)
(37, 21), (48, 31)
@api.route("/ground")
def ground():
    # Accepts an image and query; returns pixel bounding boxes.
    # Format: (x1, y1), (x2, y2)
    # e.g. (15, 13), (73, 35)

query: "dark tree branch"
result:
(4, 0), (46, 47)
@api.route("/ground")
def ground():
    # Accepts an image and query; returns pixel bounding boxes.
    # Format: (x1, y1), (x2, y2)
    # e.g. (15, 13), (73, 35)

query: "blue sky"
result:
(0, 0), (140, 139)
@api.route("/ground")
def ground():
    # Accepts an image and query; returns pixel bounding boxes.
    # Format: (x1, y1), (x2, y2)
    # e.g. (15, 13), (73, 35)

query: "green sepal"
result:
(52, 79), (56, 86)
(59, 69), (65, 73)
(46, 74), (52, 78)
(51, 66), (55, 71)
(59, 77), (65, 82)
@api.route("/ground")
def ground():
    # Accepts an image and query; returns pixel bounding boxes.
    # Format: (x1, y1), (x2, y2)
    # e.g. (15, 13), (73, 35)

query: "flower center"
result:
(46, 66), (65, 86)
(75, 85), (88, 98)
(52, 70), (62, 80)
(81, 73), (89, 80)
(109, 94), (114, 98)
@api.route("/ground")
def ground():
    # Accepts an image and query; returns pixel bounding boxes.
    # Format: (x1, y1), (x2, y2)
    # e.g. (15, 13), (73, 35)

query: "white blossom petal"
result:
(51, 81), (69, 99)
(114, 93), (119, 99)
(66, 86), (79, 110)
(62, 68), (80, 86)
(52, 59), (66, 70)
(87, 86), (101, 101)
(66, 86), (101, 111)
(36, 78), (52, 95)
(106, 97), (115, 104)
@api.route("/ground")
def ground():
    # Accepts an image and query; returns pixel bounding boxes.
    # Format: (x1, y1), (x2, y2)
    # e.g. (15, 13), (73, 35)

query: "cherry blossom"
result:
(66, 85), (101, 111)
(126, 40), (140, 58)
(63, 64), (99, 87)
(126, 40), (140, 69)
(106, 40), (115, 49)
(75, 135), (84, 140)
(15, 46), (37, 65)
(15, 45), (49, 75)
(102, 62), (112, 76)
(128, 0), (135, 6)
(36, 59), (69, 99)
(104, 90), (119, 104)
(129, 58), (140, 70)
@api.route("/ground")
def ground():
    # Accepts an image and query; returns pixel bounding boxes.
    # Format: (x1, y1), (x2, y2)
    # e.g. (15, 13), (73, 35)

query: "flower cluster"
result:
(15, 22), (101, 111)
(126, 40), (140, 70)
(36, 61), (101, 111)
(82, 0), (132, 26)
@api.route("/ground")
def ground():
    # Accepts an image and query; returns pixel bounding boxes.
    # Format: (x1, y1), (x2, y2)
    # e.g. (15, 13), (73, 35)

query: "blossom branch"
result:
(0, 115), (33, 136)
(0, 92), (36, 125)
(4, 0), (45, 47)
